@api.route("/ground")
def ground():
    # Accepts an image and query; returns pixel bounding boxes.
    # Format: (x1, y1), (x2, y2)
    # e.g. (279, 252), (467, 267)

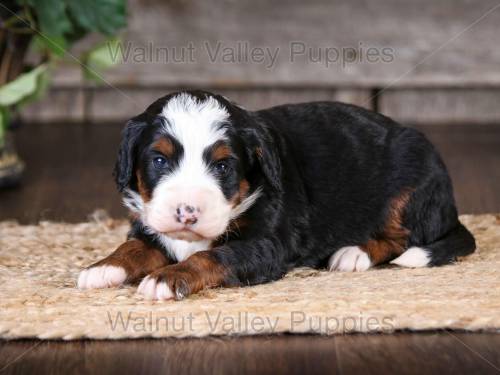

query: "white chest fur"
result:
(155, 233), (211, 262)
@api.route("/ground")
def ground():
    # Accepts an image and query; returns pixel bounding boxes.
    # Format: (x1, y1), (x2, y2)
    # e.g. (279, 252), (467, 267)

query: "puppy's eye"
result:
(153, 156), (168, 169)
(214, 161), (230, 176)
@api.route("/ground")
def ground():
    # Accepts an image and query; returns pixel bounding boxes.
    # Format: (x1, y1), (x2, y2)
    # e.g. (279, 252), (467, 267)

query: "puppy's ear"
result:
(113, 118), (147, 192)
(240, 126), (282, 193)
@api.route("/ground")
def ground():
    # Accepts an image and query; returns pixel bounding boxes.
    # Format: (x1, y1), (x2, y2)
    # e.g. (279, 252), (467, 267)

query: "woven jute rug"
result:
(0, 214), (499, 340)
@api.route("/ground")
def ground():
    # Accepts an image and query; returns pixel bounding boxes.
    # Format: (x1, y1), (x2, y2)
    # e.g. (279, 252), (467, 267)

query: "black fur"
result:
(117, 90), (476, 287)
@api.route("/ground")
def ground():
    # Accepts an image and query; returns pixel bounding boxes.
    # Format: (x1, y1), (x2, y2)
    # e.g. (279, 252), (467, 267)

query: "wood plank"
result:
(419, 123), (500, 214)
(0, 336), (340, 375)
(379, 89), (500, 124)
(20, 88), (85, 123)
(87, 87), (373, 122)
(1, 333), (499, 374)
(334, 332), (500, 375)
(0, 122), (125, 223)
(49, 0), (500, 88)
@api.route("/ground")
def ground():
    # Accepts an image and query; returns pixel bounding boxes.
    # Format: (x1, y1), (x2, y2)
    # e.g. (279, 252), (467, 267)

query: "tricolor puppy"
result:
(78, 90), (476, 300)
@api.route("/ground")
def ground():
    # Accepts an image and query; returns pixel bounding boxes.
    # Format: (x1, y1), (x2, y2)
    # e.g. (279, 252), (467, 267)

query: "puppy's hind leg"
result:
(327, 236), (407, 272)
(329, 190), (412, 272)
(391, 222), (475, 267)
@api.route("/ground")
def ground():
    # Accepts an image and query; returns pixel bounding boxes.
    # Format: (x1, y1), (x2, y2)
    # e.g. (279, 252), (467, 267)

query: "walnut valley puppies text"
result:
(106, 311), (396, 335)
(107, 41), (395, 69)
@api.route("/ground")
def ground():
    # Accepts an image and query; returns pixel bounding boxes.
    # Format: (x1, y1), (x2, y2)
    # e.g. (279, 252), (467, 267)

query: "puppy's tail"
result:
(390, 222), (476, 268)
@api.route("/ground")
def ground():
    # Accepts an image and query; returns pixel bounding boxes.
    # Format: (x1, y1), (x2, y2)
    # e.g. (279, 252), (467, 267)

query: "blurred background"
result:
(1, 0), (499, 221)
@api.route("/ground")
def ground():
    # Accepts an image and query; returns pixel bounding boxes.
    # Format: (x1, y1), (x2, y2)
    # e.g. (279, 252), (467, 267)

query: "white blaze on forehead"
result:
(161, 93), (229, 166)
(157, 92), (229, 191)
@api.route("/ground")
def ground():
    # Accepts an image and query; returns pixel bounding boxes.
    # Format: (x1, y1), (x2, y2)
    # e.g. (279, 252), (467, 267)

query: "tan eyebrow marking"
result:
(211, 143), (232, 161)
(152, 137), (174, 157)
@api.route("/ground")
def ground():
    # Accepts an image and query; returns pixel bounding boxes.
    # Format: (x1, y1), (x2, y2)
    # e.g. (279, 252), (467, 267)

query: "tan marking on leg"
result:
(361, 189), (412, 265)
(90, 239), (171, 284)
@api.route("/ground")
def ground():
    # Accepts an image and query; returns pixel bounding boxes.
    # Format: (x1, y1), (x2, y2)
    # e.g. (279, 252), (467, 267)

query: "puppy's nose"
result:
(175, 203), (200, 225)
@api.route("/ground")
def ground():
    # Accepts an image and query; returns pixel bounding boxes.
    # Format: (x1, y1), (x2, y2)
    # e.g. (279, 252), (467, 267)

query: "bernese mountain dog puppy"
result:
(78, 90), (476, 300)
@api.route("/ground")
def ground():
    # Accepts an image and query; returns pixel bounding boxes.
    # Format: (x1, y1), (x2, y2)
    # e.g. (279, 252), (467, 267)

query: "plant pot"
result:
(0, 131), (24, 188)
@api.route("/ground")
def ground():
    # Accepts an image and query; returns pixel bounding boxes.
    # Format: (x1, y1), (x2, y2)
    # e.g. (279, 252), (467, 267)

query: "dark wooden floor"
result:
(1, 122), (500, 374)
(1, 333), (500, 375)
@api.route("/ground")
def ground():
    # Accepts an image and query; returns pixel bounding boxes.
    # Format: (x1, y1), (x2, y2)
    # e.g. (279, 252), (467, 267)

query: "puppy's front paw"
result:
(328, 246), (371, 272)
(77, 265), (127, 289)
(137, 275), (175, 301)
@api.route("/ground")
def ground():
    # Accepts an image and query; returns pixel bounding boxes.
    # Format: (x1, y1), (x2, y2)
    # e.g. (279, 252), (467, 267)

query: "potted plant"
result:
(0, 0), (127, 188)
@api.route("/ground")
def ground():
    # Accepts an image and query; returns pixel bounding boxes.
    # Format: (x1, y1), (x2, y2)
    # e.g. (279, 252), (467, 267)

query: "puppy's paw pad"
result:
(77, 265), (127, 289)
(137, 276), (174, 300)
(328, 246), (371, 272)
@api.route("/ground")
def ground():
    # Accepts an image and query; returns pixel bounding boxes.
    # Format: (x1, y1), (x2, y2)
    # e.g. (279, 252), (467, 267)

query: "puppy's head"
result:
(114, 91), (280, 242)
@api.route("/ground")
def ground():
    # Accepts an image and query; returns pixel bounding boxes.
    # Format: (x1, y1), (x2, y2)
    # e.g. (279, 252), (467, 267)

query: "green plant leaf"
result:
(28, 65), (50, 102)
(66, 0), (127, 36)
(32, 34), (68, 56)
(17, 66), (51, 108)
(82, 38), (121, 82)
(26, 0), (72, 55)
(0, 65), (48, 107)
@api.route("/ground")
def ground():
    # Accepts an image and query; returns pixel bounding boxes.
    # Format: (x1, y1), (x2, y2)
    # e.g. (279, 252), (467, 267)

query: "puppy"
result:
(78, 90), (476, 300)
